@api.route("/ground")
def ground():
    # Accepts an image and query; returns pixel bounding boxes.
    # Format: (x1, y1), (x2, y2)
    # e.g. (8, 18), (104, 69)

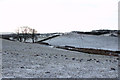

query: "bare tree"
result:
(16, 28), (20, 41)
(30, 28), (37, 43)
(32, 29), (35, 43)
(15, 28), (22, 42)
(31, 28), (37, 43)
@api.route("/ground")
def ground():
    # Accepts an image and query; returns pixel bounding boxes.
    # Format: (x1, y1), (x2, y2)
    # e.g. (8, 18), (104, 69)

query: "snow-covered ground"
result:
(2, 39), (118, 78)
(44, 33), (118, 51)
(0, 52), (2, 79)
(101, 33), (118, 37)
(0, 39), (2, 79)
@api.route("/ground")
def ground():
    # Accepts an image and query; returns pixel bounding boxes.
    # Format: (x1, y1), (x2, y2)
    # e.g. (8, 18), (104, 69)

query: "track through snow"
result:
(2, 39), (118, 78)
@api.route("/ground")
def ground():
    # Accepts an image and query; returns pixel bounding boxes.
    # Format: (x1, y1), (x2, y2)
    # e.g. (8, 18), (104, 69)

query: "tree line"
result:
(16, 26), (37, 43)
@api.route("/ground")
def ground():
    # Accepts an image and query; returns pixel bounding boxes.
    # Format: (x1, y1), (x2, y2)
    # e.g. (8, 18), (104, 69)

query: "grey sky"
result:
(0, 0), (119, 33)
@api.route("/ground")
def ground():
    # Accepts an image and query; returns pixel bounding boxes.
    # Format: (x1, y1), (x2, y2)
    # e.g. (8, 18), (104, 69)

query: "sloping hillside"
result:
(44, 33), (118, 51)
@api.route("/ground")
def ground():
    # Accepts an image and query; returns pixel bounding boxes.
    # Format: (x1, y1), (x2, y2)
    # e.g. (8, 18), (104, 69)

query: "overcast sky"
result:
(0, 0), (119, 33)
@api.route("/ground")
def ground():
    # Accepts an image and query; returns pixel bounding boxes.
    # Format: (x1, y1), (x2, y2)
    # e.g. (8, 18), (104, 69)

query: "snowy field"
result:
(44, 33), (118, 51)
(1, 38), (118, 78)
(0, 39), (2, 79)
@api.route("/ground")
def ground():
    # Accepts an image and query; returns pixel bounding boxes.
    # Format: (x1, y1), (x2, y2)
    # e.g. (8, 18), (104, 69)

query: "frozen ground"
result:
(44, 33), (118, 51)
(1, 39), (118, 78)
